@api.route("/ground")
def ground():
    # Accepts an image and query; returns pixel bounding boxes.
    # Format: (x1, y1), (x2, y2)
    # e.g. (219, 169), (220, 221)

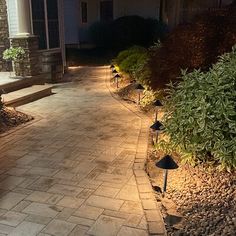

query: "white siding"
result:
(6, 0), (18, 37)
(114, 0), (160, 19)
(64, 0), (80, 44)
(79, 0), (100, 42)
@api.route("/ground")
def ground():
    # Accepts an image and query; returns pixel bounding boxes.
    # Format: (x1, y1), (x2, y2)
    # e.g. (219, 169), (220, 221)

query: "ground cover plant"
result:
(160, 46), (236, 171)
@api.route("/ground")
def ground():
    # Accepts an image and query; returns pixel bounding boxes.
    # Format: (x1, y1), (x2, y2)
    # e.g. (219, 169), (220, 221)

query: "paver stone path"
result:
(0, 67), (149, 235)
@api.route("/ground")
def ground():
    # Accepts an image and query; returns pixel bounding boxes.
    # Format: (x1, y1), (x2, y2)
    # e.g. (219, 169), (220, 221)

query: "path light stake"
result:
(135, 84), (144, 105)
(153, 100), (163, 122)
(150, 121), (163, 144)
(156, 155), (178, 195)
(114, 74), (121, 88)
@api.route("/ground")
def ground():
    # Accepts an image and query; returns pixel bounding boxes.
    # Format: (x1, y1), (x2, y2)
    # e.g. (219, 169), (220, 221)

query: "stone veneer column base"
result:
(41, 50), (64, 82)
(0, 0), (11, 71)
(10, 36), (40, 76)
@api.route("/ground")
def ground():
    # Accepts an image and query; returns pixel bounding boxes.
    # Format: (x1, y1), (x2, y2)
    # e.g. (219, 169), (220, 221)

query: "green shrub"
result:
(114, 46), (152, 87)
(115, 46), (146, 65)
(120, 52), (147, 74)
(162, 46), (236, 171)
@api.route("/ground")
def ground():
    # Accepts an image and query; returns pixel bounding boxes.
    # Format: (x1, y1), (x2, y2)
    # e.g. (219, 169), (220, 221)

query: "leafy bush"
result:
(115, 46), (146, 65)
(140, 89), (163, 107)
(114, 46), (152, 87)
(3, 47), (25, 62)
(162, 47), (236, 170)
(120, 52), (147, 74)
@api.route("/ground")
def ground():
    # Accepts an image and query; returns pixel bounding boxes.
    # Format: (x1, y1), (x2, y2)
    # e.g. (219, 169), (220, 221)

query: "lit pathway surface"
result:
(0, 67), (149, 236)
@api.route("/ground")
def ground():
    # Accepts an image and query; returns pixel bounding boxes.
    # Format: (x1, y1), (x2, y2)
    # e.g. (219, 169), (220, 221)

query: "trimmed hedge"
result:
(114, 46), (151, 86)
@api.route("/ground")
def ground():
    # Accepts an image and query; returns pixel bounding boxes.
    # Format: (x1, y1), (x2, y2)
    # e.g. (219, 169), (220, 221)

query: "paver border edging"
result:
(105, 67), (167, 236)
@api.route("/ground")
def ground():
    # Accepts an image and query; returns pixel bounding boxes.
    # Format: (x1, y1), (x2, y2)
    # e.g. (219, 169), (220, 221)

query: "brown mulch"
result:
(146, 148), (236, 236)
(0, 108), (33, 134)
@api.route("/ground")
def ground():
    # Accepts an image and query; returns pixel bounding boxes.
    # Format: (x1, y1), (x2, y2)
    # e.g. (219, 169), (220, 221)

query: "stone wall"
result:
(11, 36), (41, 76)
(41, 51), (64, 82)
(0, 0), (10, 71)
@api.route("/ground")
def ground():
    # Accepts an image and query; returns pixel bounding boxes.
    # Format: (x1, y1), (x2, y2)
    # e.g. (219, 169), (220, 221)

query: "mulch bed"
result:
(0, 108), (33, 134)
(146, 149), (236, 236)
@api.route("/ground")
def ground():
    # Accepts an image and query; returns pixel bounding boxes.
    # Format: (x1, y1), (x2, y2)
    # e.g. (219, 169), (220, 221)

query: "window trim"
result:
(30, 0), (61, 51)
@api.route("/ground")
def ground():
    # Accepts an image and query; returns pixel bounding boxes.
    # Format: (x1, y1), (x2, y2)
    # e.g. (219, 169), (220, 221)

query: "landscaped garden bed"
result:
(110, 3), (236, 235)
(0, 107), (33, 134)
(146, 150), (236, 236)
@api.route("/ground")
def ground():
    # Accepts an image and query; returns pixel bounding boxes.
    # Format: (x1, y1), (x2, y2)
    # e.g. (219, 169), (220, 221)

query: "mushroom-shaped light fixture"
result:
(135, 84), (145, 105)
(114, 74), (121, 88)
(156, 155), (178, 194)
(153, 100), (163, 122)
(110, 65), (115, 77)
(112, 69), (118, 74)
(150, 121), (163, 144)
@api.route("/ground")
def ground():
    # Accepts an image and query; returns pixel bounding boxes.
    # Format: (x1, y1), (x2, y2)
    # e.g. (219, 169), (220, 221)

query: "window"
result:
(100, 1), (113, 22)
(81, 2), (88, 23)
(31, 0), (60, 50)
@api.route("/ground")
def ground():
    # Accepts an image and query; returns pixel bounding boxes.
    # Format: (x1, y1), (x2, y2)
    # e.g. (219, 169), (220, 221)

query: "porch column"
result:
(16, 0), (32, 36)
(11, 0), (40, 76)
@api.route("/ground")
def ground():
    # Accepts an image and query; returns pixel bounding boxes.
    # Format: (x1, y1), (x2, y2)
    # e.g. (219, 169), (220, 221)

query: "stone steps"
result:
(2, 84), (53, 107)
(0, 73), (50, 93)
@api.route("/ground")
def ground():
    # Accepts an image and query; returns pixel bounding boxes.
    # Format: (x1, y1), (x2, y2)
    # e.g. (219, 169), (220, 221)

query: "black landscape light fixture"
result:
(150, 121), (163, 144)
(114, 74), (121, 88)
(135, 84), (145, 105)
(110, 65), (115, 77)
(112, 69), (118, 74)
(156, 155), (178, 194)
(153, 99), (163, 122)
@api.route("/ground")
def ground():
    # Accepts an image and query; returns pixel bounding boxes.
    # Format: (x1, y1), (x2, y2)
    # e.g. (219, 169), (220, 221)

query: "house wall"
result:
(64, 0), (80, 44)
(114, 0), (160, 19)
(0, 0), (10, 71)
(163, 0), (234, 28)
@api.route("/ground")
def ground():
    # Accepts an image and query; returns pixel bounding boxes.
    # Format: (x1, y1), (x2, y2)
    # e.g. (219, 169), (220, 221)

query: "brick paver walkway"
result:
(0, 67), (150, 236)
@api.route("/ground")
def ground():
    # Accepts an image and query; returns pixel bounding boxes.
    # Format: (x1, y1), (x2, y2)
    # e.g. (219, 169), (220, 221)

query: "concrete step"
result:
(2, 85), (53, 107)
(0, 73), (50, 93)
